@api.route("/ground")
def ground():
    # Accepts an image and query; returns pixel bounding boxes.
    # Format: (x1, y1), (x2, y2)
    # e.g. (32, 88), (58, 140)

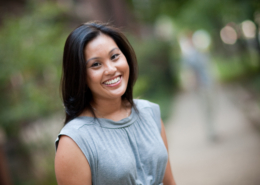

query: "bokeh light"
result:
(220, 25), (237, 45)
(192, 30), (211, 50)
(241, 20), (256, 39)
(154, 15), (174, 41)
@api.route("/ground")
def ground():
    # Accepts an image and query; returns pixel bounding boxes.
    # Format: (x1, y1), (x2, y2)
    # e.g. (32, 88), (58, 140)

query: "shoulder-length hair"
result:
(61, 21), (138, 124)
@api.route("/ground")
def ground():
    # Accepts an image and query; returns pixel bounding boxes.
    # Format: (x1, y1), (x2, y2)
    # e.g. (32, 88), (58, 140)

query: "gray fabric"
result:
(55, 99), (167, 185)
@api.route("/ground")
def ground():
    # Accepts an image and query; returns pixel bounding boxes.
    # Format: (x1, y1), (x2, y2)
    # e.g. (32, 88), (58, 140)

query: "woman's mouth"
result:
(103, 76), (121, 86)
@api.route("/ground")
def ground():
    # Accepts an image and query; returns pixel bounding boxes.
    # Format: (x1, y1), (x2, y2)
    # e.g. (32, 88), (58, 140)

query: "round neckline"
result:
(78, 106), (137, 129)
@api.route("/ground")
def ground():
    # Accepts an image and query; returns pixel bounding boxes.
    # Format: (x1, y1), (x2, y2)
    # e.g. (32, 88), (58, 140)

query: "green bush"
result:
(130, 37), (178, 119)
(0, 2), (67, 137)
(0, 2), (67, 184)
(213, 52), (260, 82)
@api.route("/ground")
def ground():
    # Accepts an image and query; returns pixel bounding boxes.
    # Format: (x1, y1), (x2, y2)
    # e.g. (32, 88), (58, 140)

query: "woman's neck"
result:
(81, 97), (131, 121)
(92, 98), (123, 116)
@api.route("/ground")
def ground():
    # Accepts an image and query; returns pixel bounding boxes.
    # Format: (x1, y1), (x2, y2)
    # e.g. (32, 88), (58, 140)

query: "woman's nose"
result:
(104, 62), (116, 75)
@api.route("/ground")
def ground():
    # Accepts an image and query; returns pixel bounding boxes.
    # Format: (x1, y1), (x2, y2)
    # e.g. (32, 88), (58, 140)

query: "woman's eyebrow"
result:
(109, 48), (120, 54)
(86, 48), (119, 63)
(86, 57), (100, 63)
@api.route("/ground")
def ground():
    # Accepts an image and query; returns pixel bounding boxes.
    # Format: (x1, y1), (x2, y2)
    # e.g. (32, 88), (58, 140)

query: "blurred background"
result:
(0, 0), (260, 184)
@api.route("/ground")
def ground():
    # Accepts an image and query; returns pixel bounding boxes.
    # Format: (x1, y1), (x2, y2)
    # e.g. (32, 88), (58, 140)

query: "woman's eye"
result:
(111, 54), (120, 60)
(91, 62), (101, 68)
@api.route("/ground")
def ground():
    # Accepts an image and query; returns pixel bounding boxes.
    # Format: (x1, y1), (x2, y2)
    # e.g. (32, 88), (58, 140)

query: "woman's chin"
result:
(102, 86), (127, 99)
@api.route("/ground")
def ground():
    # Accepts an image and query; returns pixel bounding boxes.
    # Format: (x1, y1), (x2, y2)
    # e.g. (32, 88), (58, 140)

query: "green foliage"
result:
(130, 37), (177, 119)
(0, 1), (68, 184)
(0, 2), (67, 137)
(128, 0), (191, 24)
(130, 0), (260, 30)
(213, 52), (260, 81)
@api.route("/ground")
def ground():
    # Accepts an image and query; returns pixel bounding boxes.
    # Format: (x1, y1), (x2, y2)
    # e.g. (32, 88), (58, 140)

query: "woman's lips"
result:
(103, 76), (122, 87)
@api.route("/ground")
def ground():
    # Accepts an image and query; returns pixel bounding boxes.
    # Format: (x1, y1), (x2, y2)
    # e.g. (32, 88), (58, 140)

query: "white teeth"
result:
(104, 76), (120, 85)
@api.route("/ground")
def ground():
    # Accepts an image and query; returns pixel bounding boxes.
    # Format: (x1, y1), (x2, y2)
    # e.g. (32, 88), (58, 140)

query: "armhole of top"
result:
(55, 128), (93, 169)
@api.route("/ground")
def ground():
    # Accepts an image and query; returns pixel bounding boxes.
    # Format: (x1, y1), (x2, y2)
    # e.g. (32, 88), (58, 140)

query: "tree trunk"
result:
(254, 23), (260, 71)
(0, 145), (12, 185)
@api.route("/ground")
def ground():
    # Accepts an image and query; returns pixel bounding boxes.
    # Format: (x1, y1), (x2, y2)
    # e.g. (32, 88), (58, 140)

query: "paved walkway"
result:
(165, 86), (260, 185)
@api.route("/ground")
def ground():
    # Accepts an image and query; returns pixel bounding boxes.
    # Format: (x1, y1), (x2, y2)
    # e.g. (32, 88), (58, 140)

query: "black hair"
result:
(61, 21), (138, 124)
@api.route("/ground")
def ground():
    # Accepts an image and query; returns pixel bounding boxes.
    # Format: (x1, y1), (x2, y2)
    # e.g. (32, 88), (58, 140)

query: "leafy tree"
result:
(0, 2), (66, 137)
(0, 1), (68, 184)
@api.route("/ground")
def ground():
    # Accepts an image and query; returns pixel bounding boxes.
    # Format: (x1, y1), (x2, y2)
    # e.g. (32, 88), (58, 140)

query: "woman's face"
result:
(84, 33), (130, 101)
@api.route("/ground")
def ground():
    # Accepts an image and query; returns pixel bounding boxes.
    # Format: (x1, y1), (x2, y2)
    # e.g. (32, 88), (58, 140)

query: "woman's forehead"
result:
(84, 34), (119, 61)
(86, 34), (117, 52)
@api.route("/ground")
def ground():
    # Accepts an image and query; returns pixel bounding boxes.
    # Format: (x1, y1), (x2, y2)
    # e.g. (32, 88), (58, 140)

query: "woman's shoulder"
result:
(55, 117), (96, 150)
(62, 116), (95, 131)
(55, 135), (92, 184)
(134, 99), (160, 111)
(134, 99), (161, 130)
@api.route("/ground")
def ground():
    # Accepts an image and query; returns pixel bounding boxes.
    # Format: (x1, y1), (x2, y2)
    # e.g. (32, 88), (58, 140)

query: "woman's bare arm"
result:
(161, 120), (177, 185)
(55, 135), (92, 185)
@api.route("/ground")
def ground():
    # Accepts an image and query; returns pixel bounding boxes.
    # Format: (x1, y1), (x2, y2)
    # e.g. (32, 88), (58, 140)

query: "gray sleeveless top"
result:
(55, 99), (168, 185)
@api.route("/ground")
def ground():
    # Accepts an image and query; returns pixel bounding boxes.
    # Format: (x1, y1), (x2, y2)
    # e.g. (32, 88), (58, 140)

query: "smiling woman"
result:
(84, 34), (130, 104)
(55, 21), (176, 185)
